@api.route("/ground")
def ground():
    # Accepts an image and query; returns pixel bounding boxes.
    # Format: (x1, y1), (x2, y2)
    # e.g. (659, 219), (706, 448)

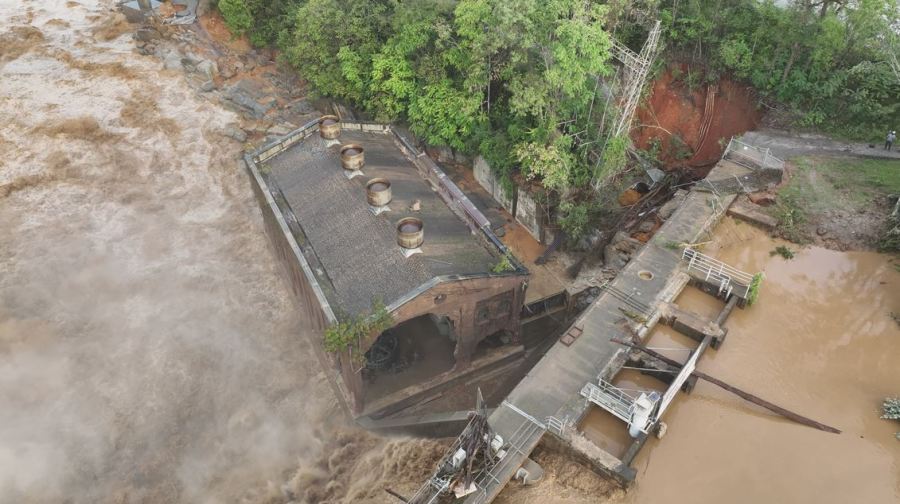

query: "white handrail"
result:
(682, 248), (753, 285)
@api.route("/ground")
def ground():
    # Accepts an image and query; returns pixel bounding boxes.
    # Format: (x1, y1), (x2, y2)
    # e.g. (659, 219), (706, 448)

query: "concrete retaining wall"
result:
(473, 156), (547, 243)
(475, 156), (514, 210)
(515, 189), (543, 242)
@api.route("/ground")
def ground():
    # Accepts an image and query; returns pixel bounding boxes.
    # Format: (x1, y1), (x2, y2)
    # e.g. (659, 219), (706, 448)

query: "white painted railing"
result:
(546, 415), (570, 436)
(723, 137), (785, 171)
(654, 346), (700, 420)
(682, 248), (753, 286)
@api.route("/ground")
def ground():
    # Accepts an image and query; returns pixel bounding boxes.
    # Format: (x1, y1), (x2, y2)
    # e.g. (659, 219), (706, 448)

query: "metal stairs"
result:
(580, 380), (636, 425)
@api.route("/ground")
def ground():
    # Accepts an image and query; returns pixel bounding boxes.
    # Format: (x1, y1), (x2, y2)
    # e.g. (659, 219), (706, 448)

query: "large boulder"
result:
(196, 59), (218, 81)
(604, 231), (643, 269)
(223, 81), (273, 119)
(163, 50), (182, 71)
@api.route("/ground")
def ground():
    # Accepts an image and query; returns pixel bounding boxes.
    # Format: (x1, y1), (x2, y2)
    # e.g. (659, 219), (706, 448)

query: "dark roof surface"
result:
(265, 129), (498, 315)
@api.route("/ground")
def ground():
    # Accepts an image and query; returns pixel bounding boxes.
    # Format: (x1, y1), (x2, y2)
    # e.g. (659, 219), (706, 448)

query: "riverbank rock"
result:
(659, 189), (688, 220)
(163, 50), (182, 70)
(134, 27), (160, 43)
(196, 59), (218, 80)
(218, 124), (247, 143)
(604, 231), (643, 270)
(223, 80), (273, 119)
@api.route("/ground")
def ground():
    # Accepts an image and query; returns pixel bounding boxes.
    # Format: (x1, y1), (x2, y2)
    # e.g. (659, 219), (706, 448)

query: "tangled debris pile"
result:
(409, 392), (503, 503)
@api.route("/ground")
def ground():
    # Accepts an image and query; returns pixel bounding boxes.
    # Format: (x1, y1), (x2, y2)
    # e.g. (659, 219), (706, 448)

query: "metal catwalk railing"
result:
(723, 137), (785, 171)
(580, 380), (635, 424)
(682, 248), (753, 287)
(468, 405), (546, 504)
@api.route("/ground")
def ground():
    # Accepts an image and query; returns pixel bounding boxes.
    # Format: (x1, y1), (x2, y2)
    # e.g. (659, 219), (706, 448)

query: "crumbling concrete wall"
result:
(474, 156), (514, 210)
(474, 156), (548, 243)
(515, 189), (544, 242)
(699, 166), (783, 195)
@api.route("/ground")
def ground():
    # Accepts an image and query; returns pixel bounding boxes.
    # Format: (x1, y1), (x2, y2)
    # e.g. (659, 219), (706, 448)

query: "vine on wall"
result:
(323, 300), (394, 356)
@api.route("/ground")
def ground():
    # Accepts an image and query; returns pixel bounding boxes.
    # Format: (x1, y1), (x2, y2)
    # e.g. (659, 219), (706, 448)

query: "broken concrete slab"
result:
(660, 302), (727, 349)
(727, 196), (778, 230)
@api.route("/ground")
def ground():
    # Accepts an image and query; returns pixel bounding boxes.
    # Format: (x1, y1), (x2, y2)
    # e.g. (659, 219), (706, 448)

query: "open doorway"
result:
(363, 314), (457, 402)
(472, 329), (512, 360)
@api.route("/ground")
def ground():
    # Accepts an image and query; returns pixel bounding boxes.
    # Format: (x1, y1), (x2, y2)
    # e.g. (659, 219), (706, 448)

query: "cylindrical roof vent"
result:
(340, 143), (365, 171)
(319, 115), (341, 139)
(397, 217), (424, 249)
(366, 178), (392, 207)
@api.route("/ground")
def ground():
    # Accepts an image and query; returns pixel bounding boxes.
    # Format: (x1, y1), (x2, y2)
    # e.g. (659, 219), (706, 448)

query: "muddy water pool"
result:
(613, 218), (900, 503)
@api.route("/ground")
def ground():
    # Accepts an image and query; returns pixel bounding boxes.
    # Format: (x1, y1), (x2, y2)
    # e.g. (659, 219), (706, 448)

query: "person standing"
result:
(886, 131), (896, 151)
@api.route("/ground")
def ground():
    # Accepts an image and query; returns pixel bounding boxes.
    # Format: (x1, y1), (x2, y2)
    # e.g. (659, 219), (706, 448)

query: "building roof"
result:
(264, 127), (503, 315)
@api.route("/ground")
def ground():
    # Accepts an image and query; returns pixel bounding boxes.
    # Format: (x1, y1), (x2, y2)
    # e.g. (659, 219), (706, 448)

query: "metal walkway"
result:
(682, 247), (754, 298)
(468, 409), (545, 504)
(580, 380), (636, 425)
(409, 172), (753, 504)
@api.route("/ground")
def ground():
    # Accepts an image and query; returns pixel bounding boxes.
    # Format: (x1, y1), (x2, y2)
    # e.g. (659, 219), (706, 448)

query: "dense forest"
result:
(215, 0), (899, 232)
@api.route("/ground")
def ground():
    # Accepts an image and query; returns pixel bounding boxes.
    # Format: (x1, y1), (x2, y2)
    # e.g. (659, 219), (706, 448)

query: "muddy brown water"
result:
(4, 3), (897, 503)
(0, 2), (352, 502)
(580, 370), (668, 459)
(610, 219), (900, 504)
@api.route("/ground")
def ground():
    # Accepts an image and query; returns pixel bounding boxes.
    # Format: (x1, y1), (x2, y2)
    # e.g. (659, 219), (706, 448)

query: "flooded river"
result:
(0, 3), (450, 503)
(0, 1), (341, 502)
(616, 218), (900, 503)
(2, 2), (897, 503)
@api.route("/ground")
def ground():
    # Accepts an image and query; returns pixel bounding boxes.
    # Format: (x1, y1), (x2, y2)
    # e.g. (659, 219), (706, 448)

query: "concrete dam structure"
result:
(243, 117), (785, 503)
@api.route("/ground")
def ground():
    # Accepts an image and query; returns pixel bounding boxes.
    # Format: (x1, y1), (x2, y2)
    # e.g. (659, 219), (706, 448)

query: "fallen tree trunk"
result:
(611, 338), (841, 434)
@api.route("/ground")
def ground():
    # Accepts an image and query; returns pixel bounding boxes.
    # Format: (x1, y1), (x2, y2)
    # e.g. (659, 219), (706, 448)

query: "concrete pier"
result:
(660, 302), (727, 348)
(409, 142), (783, 504)
(446, 191), (739, 503)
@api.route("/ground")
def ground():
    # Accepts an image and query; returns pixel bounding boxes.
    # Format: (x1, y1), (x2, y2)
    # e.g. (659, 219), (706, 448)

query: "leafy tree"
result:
(515, 135), (576, 193)
(558, 200), (591, 241)
(656, 0), (900, 140)
(218, 0), (252, 36)
(281, 0), (394, 104)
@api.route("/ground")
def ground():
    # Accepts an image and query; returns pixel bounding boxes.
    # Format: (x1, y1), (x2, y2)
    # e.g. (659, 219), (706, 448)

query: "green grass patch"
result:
(782, 156), (900, 209)
(771, 156), (900, 244)
(770, 245), (795, 259)
(813, 157), (900, 205)
(771, 193), (810, 244)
